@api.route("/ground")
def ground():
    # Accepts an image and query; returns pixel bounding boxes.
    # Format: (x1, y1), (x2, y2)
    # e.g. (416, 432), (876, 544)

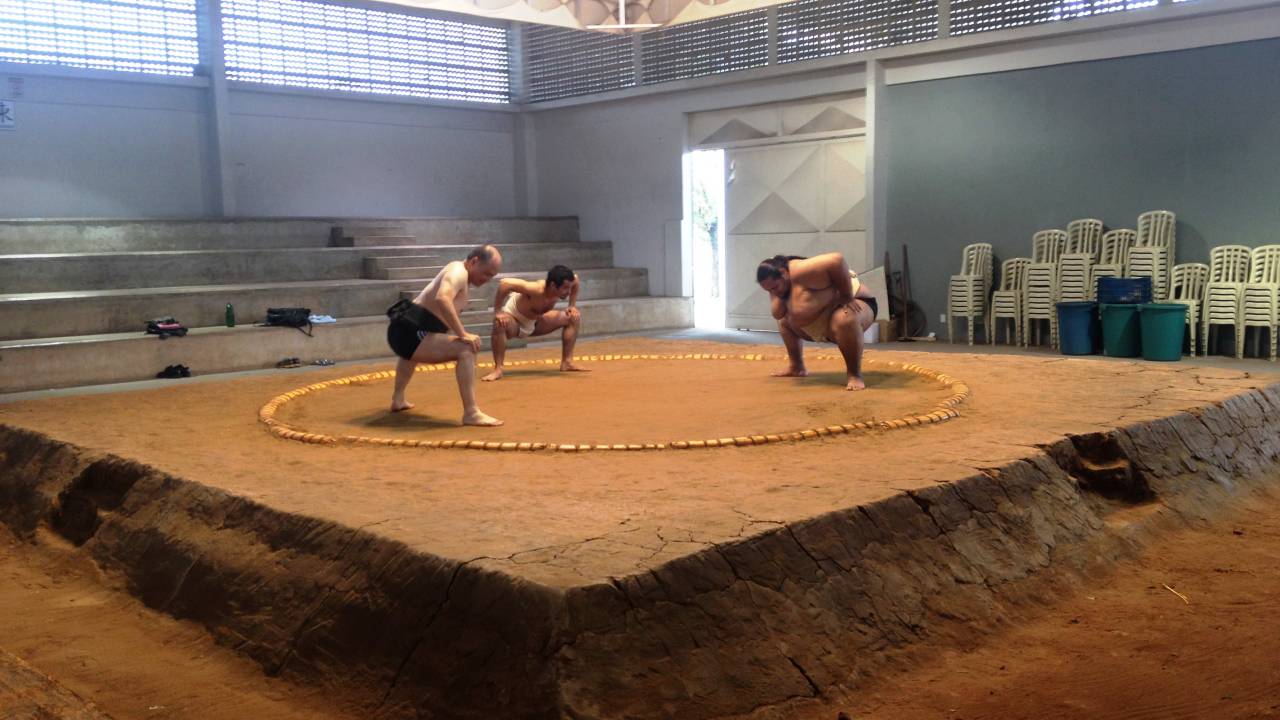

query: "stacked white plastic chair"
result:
(1241, 245), (1280, 361)
(1091, 229), (1136, 298)
(1128, 250), (1168, 301)
(1128, 210), (1176, 300)
(990, 257), (1031, 346)
(1167, 263), (1209, 357)
(1032, 229), (1068, 265)
(1137, 210), (1176, 266)
(1058, 255), (1093, 302)
(1059, 219), (1103, 302)
(1023, 230), (1067, 348)
(1201, 245), (1252, 357)
(1066, 218), (1104, 257)
(947, 243), (994, 345)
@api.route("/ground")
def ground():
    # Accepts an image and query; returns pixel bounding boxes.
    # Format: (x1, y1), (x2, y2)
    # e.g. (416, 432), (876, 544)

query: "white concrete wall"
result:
(230, 89), (517, 217)
(529, 66), (866, 297)
(0, 70), (518, 220)
(0, 73), (214, 218)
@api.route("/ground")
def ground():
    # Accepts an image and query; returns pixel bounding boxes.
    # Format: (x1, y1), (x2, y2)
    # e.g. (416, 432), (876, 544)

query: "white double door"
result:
(723, 137), (868, 331)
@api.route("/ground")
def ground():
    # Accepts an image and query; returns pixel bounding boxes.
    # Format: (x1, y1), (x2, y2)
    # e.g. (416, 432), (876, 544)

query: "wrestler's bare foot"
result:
(846, 375), (866, 391)
(560, 361), (590, 372)
(771, 367), (808, 378)
(462, 410), (504, 427)
(390, 400), (415, 412)
(480, 368), (504, 382)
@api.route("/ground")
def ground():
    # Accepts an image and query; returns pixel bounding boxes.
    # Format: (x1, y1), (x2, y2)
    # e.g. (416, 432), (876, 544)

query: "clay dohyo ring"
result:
(257, 353), (970, 451)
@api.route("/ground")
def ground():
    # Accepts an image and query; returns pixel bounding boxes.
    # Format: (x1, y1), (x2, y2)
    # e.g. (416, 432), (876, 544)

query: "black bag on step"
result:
(262, 307), (313, 336)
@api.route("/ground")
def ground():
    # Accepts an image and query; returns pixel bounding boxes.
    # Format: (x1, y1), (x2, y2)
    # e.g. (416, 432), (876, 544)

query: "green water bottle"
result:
(225, 303), (236, 327)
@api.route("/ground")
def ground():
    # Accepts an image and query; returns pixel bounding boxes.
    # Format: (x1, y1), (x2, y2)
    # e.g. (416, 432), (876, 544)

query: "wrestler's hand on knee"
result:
(452, 333), (482, 351)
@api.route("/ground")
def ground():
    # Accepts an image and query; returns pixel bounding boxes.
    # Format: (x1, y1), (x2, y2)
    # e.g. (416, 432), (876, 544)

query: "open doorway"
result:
(688, 148), (725, 329)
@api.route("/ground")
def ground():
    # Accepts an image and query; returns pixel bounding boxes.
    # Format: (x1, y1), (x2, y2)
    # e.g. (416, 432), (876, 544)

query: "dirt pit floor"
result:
(4, 487), (1280, 719)
(277, 353), (951, 447)
(786, 488), (1280, 720)
(4, 338), (1280, 719)
(0, 337), (1275, 590)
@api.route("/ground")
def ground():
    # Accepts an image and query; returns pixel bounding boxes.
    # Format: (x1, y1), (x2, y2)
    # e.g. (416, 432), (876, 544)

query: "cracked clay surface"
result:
(0, 339), (1275, 589)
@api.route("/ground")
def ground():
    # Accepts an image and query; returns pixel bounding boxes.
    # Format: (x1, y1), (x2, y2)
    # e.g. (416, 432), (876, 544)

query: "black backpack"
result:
(261, 307), (313, 336)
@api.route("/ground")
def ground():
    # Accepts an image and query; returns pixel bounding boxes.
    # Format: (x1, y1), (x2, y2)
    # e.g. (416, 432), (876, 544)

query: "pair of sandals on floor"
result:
(276, 357), (335, 369)
(156, 364), (191, 378)
(158, 358), (335, 376)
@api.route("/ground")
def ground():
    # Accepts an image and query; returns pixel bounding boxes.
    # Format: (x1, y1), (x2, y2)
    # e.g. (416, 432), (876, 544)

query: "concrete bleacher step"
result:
(401, 268), (652, 312)
(350, 235), (417, 247)
(0, 216), (693, 394)
(0, 242), (613, 293)
(362, 255), (439, 278)
(0, 297), (693, 393)
(361, 242), (613, 280)
(0, 247), (370, 293)
(381, 266), (446, 281)
(0, 280), (404, 341)
(0, 218), (337, 253)
(0, 268), (651, 341)
(331, 217), (580, 247)
(0, 217), (582, 254)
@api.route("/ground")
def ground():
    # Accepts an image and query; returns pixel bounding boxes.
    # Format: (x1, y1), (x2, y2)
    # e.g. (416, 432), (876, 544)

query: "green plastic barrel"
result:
(1139, 303), (1188, 361)
(1100, 303), (1142, 358)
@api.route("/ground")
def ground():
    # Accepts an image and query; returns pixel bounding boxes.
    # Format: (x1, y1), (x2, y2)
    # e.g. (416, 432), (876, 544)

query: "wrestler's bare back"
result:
(412, 262), (470, 315)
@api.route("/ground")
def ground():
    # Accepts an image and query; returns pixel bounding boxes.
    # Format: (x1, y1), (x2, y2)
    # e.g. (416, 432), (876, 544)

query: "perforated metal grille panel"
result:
(951, 0), (1156, 34)
(222, 0), (509, 103)
(523, 23), (634, 102)
(0, 0), (199, 75)
(638, 9), (768, 84)
(777, 0), (937, 62)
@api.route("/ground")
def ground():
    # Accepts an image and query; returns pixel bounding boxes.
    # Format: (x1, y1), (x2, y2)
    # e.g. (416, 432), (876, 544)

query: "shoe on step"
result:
(156, 365), (183, 379)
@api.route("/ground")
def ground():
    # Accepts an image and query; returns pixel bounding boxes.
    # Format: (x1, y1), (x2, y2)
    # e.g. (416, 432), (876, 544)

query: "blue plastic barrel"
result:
(1097, 277), (1152, 304)
(1057, 301), (1099, 355)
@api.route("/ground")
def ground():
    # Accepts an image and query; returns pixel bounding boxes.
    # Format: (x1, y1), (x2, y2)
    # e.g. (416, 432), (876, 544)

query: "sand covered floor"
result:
(5, 490), (1280, 720)
(1, 338), (1276, 588)
(784, 489), (1280, 720)
(275, 353), (952, 447)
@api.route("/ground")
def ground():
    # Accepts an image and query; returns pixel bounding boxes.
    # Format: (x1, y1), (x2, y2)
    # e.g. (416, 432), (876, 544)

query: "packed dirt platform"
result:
(2, 339), (1278, 719)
